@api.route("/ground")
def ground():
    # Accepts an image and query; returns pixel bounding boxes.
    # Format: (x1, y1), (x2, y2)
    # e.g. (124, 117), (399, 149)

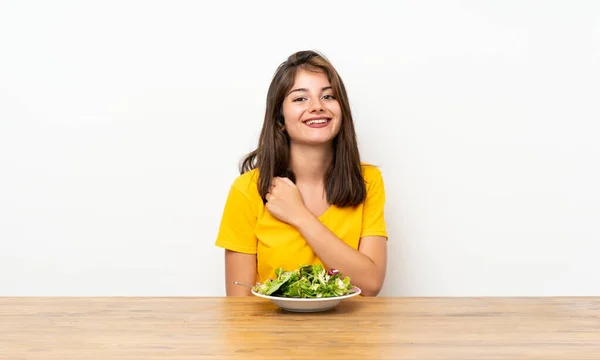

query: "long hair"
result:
(240, 50), (366, 207)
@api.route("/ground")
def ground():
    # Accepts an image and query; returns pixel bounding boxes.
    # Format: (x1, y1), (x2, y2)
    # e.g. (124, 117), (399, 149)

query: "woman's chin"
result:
(291, 137), (336, 147)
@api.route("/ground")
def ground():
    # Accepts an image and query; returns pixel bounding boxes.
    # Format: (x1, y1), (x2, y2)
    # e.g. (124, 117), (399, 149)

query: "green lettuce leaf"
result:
(253, 264), (358, 298)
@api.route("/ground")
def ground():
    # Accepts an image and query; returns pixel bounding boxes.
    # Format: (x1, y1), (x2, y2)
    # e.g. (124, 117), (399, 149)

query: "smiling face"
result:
(281, 68), (343, 147)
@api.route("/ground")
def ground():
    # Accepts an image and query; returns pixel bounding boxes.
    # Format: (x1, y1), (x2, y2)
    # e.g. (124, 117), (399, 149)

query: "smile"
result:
(303, 118), (331, 128)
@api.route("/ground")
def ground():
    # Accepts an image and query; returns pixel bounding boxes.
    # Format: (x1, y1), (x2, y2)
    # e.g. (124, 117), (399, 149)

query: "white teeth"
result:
(305, 119), (329, 125)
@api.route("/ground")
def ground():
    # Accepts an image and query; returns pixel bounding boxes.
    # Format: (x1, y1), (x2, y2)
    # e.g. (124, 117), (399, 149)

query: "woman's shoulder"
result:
(360, 162), (384, 182)
(230, 168), (261, 200)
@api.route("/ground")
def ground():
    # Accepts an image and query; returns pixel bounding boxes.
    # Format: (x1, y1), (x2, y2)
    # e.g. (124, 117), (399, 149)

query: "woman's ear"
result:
(277, 113), (285, 131)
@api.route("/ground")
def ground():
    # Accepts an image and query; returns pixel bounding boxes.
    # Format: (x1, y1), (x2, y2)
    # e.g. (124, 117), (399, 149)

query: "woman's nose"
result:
(308, 99), (324, 112)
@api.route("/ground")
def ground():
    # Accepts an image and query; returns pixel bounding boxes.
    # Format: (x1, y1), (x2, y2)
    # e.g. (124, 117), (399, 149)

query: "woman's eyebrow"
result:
(287, 86), (333, 96)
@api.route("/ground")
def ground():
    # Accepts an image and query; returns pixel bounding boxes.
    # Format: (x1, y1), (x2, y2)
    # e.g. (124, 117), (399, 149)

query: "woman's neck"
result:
(289, 143), (333, 185)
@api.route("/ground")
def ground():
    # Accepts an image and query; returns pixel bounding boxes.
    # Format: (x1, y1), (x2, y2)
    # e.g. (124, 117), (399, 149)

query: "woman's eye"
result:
(293, 97), (306, 102)
(322, 94), (336, 100)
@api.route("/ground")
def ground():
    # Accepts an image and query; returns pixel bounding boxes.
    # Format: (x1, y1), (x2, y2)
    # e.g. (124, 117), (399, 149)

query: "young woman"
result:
(215, 50), (388, 296)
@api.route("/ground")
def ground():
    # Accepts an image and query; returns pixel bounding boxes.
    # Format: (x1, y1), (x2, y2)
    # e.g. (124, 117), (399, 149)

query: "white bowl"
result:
(251, 288), (361, 312)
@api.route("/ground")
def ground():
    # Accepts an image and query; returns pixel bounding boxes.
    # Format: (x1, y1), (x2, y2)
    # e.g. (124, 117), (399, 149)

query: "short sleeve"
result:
(360, 166), (388, 239)
(214, 184), (258, 254)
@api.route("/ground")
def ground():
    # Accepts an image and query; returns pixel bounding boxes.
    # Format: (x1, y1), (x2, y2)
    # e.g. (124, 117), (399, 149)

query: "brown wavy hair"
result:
(240, 50), (366, 207)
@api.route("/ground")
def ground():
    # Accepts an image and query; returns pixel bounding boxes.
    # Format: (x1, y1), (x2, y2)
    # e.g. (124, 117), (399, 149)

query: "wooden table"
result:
(1, 297), (599, 359)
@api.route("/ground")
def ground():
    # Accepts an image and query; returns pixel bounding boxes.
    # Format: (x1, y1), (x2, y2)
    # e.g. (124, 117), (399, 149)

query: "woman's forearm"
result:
(292, 213), (385, 296)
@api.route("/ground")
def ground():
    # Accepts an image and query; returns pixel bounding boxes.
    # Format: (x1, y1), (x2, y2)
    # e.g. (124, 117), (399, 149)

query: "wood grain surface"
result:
(1, 297), (599, 359)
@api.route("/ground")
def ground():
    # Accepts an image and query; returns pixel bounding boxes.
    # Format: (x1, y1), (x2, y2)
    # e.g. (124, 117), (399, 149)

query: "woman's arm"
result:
(264, 176), (388, 296)
(215, 178), (260, 297)
(224, 250), (257, 296)
(293, 215), (387, 296)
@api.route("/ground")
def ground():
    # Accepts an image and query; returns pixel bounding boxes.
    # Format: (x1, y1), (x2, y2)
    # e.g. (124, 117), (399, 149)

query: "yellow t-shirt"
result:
(214, 163), (388, 283)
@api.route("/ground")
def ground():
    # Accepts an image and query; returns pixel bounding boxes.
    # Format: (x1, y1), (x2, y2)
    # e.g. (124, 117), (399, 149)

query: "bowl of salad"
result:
(251, 264), (361, 312)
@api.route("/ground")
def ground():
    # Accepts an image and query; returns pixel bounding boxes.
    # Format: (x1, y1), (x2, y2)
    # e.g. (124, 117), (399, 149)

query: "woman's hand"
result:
(265, 177), (312, 227)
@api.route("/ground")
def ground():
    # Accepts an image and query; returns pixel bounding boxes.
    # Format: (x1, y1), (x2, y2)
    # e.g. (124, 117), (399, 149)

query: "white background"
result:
(1, 1), (599, 296)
